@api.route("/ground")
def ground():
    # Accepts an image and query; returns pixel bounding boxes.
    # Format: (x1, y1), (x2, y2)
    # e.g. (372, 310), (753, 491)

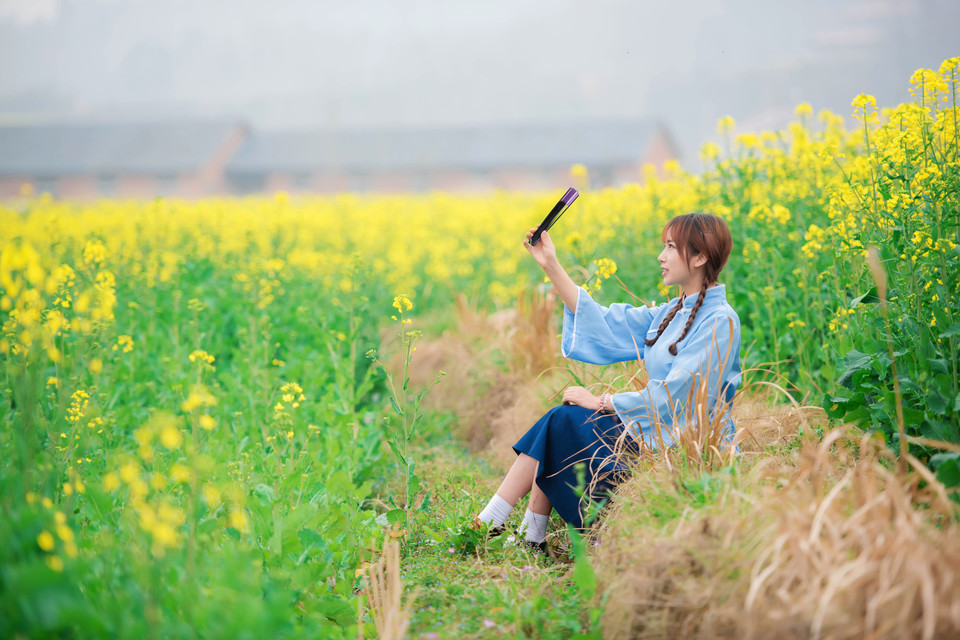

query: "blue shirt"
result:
(561, 284), (742, 446)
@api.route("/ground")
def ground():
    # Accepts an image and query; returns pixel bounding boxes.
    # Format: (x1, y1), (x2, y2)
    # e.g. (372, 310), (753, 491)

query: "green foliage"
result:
(1, 253), (391, 638)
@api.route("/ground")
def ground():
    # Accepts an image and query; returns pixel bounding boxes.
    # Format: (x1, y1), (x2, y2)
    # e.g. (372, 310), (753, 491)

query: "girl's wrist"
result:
(599, 393), (614, 414)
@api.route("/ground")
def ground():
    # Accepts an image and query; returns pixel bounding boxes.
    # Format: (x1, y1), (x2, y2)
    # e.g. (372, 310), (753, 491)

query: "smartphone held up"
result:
(529, 187), (579, 246)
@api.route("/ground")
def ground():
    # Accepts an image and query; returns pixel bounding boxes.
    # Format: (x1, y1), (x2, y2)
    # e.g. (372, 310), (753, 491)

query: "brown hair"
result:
(644, 213), (733, 355)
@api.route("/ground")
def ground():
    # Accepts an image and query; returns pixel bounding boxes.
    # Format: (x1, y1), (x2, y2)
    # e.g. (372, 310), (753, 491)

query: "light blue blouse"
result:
(561, 284), (742, 446)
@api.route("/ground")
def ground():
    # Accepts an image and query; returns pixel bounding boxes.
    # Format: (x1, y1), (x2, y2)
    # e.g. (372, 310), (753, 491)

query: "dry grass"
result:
(401, 291), (567, 467)
(360, 540), (419, 640)
(592, 425), (960, 640)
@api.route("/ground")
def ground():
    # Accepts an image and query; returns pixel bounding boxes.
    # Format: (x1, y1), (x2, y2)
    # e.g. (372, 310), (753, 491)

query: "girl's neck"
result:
(681, 283), (712, 298)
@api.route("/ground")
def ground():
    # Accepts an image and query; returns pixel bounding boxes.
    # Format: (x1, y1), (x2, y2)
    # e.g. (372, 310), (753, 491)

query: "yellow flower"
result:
(160, 424), (182, 450)
(940, 57), (959, 76)
(37, 530), (55, 551)
(228, 508), (250, 533)
(46, 556), (64, 572)
(202, 484), (222, 508)
(188, 350), (215, 366)
(700, 142), (721, 160)
(716, 115), (735, 134)
(158, 503), (186, 526)
(151, 522), (178, 553)
(118, 462), (139, 484)
(181, 384), (216, 412)
(851, 93), (875, 109)
(55, 524), (74, 542)
(392, 294), (413, 313)
(114, 335), (134, 353)
(794, 102), (813, 117)
(170, 463), (193, 484)
(199, 414), (216, 430)
(133, 427), (153, 447)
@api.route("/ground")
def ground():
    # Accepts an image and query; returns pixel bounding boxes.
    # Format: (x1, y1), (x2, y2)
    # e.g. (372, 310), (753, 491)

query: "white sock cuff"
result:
(478, 494), (514, 526)
(520, 509), (549, 543)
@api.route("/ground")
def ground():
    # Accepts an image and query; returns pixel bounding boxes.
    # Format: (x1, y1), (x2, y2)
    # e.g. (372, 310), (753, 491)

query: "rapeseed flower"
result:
(37, 530), (55, 551)
(392, 294), (413, 313)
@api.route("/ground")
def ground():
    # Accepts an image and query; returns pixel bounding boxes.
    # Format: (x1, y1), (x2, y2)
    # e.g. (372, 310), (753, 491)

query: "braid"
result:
(668, 284), (707, 356)
(644, 296), (684, 348)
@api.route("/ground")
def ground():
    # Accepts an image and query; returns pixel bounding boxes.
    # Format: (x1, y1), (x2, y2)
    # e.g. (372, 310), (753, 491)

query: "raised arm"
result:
(524, 229), (579, 312)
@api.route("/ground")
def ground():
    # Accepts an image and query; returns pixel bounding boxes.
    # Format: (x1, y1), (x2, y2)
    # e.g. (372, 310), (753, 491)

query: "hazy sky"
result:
(1, 0), (957, 166)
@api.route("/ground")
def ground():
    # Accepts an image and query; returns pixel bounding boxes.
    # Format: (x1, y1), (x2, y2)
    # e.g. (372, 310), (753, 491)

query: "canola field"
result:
(1, 59), (958, 638)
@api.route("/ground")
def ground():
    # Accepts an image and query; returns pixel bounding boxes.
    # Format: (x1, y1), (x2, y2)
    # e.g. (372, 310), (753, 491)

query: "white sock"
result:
(517, 509), (549, 544)
(477, 494), (513, 526)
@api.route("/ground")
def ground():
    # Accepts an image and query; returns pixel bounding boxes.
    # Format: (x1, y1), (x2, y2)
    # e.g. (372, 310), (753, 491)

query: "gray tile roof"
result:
(0, 121), (244, 177)
(226, 120), (669, 175)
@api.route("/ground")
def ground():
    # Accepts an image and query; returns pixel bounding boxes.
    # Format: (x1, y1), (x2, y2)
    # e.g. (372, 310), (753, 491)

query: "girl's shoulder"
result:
(692, 301), (741, 337)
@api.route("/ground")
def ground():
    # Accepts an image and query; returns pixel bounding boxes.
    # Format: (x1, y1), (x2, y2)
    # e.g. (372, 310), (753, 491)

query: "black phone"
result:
(530, 187), (579, 246)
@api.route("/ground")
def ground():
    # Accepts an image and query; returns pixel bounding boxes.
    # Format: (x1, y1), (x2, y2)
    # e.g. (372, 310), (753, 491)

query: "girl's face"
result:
(658, 233), (706, 292)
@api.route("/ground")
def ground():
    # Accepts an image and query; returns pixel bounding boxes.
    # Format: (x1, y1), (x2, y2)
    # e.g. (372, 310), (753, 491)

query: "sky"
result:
(0, 0), (957, 168)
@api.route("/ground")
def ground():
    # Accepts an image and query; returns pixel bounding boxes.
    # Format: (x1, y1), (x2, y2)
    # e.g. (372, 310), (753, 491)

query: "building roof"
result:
(0, 120), (244, 177)
(226, 119), (670, 175)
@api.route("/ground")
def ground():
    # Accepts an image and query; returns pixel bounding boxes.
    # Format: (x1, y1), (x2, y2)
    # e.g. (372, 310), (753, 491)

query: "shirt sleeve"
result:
(560, 286), (658, 364)
(609, 312), (741, 443)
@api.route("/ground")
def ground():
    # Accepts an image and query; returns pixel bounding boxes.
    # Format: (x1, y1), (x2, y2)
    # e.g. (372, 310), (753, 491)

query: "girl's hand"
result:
(561, 386), (601, 411)
(524, 228), (558, 270)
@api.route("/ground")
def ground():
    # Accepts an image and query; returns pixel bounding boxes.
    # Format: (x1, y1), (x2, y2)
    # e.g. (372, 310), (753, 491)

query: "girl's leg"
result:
(494, 453), (539, 505)
(527, 479), (552, 516)
(519, 478), (552, 546)
(479, 453), (553, 546)
(476, 453), (538, 528)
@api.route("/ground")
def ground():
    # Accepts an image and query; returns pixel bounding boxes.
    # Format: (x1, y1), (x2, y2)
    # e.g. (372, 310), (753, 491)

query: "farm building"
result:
(0, 119), (678, 199)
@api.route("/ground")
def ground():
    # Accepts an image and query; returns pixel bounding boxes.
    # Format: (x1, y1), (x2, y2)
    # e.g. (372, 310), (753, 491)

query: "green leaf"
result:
(929, 359), (950, 375)
(935, 456), (960, 489)
(389, 396), (403, 416)
(254, 483), (276, 503)
(928, 389), (949, 415)
(930, 452), (959, 470)
(408, 472), (421, 500)
(298, 528), (324, 551)
(837, 350), (873, 388)
(940, 323), (960, 339)
(569, 528), (597, 601)
(198, 518), (220, 536)
(315, 594), (356, 626)
(850, 287), (879, 307)
(386, 437), (406, 465)
(374, 509), (406, 526)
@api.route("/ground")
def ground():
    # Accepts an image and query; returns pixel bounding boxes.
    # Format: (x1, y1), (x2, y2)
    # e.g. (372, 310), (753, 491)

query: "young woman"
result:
(474, 212), (741, 549)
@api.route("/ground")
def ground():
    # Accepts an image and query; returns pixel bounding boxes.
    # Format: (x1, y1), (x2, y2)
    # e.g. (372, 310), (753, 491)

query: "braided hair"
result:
(644, 213), (733, 355)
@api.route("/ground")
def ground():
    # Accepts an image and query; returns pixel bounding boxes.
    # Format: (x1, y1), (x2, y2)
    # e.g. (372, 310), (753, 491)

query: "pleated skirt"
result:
(512, 404), (631, 529)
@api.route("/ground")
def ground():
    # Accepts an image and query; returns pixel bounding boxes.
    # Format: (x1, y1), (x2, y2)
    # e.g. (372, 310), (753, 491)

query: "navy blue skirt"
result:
(513, 405), (631, 529)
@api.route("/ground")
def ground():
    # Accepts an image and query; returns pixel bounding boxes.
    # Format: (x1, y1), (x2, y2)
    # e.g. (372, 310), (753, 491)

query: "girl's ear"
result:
(691, 252), (708, 269)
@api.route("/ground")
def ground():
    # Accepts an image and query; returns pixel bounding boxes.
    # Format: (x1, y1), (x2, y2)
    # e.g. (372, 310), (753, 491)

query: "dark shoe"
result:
(545, 539), (574, 564)
(519, 539), (547, 553)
